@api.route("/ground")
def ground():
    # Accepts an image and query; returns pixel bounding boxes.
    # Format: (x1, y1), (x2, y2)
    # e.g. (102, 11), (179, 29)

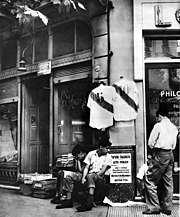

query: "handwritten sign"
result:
(110, 153), (132, 183)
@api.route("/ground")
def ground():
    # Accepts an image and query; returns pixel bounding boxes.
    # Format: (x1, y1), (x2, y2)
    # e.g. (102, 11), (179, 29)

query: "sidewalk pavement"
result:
(0, 188), (179, 217)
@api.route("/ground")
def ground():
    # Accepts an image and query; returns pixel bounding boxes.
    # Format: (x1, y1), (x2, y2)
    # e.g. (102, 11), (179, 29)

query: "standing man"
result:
(143, 105), (178, 215)
(76, 138), (112, 212)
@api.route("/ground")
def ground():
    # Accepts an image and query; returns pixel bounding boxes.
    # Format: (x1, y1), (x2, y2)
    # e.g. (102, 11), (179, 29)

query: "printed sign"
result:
(37, 60), (51, 76)
(110, 153), (132, 183)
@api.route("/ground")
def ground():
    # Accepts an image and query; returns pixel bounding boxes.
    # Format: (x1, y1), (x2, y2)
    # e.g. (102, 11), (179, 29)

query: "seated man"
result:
(76, 138), (112, 212)
(51, 144), (86, 208)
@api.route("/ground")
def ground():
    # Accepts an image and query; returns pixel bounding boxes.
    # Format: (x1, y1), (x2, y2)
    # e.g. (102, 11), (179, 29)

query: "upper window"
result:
(20, 30), (48, 64)
(145, 38), (180, 59)
(53, 20), (92, 58)
(35, 31), (48, 62)
(2, 38), (17, 70)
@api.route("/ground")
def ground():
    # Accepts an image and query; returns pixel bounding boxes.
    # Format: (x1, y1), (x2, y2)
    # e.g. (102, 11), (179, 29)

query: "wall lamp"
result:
(18, 37), (34, 72)
(18, 58), (27, 72)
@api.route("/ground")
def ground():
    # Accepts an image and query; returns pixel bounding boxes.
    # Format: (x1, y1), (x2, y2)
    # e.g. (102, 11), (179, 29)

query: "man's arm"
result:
(96, 165), (110, 176)
(76, 159), (84, 173)
(148, 124), (160, 149)
(81, 164), (89, 184)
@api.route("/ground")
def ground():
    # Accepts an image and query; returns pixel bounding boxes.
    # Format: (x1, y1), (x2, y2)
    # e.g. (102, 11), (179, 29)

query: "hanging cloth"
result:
(113, 78), (139, 121)
(87, 84), (117, 129)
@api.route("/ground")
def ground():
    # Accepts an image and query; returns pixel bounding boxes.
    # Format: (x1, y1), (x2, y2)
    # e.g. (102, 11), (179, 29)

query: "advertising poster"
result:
(110, 153), (132, 183)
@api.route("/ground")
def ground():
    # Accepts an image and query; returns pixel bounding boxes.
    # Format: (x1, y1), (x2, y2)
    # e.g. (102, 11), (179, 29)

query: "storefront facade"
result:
(0, 0), (179, 195)
(134, 0), (180, 193)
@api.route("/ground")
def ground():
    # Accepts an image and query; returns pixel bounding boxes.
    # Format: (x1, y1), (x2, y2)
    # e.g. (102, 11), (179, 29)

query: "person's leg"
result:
(57, 170), (65, 197)
(51, 170), (64, 204)
(143, 150), (172, 214)
(56, 172), (81, 209)
(159, 153), (174, 215)
(143, 152), (165, 214)
(76, 173), (101, 212)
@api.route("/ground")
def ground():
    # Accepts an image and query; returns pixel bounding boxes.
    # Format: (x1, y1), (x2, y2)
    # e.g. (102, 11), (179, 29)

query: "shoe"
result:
(76, 201), (94, 212)
(160, 209), (171, 215)
(142, 209), (160, 214)
(51, 196), (60, 204)
(56, 200), (73, 209)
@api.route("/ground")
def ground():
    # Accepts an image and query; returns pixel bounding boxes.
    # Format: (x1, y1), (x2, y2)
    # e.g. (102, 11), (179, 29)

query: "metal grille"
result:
(107, 203), (180, 217)
(53, 61), (91, 78)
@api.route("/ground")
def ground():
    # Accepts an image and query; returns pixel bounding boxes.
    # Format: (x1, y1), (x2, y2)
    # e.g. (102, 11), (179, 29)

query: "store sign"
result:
(37, 61), (51, 76)
(110, 153), (132, 183)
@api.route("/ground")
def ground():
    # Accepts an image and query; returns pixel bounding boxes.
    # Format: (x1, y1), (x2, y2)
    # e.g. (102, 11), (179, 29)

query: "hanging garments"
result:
(87, 84), (117, 129)
(113, 78), (139, 121)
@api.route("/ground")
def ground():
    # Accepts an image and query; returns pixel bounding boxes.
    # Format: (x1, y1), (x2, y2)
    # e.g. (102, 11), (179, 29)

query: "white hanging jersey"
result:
(87, 84), (116, 129)
(113, 79), (139, 121)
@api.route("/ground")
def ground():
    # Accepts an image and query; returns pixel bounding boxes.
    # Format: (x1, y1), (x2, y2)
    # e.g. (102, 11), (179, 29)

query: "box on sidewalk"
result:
(32, 178), (57, 199)
(18, 173), (55, 197)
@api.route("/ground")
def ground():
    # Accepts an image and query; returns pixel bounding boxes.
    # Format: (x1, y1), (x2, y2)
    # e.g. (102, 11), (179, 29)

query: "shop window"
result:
(0, 103), (18, 163)
(53, 20), (92, 58)
(35, 31), (48, 62)
(0, 79), (18, 99)
(1, 38), (17, 70)
(145, 38), (180, 58)
(145, 64), (180, 192)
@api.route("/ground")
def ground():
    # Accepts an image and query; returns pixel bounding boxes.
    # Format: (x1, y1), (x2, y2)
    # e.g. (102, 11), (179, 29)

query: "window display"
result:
(0, 103), (18, 163)
(145, 64), (180, 193)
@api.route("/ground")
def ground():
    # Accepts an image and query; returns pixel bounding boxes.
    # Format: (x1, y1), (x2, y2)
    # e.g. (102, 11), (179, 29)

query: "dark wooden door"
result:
(22, 77), (49, 173)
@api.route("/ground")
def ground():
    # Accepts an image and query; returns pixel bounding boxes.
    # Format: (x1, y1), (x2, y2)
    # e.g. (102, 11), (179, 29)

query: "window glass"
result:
(145, 38), (180, 58)
(0, 103), (18, 163)
(76, 21), (92, 52)
(146, 65), (180, 177)
(35, 31), (48, 62)
(2, 38), (17, 70)
(53, 21), (92, 58)
(53, 22), (74, 57)
(20, 36), (33, 64)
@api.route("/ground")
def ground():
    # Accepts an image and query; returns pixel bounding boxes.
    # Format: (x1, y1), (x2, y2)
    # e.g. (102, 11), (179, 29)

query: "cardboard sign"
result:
(110, 153), (132, 183)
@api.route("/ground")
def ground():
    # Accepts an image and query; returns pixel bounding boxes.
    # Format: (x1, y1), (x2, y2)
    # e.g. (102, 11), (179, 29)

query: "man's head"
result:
(72, 144), (86, 160)
(97, 138), (112, 156)
(156, 104), (169, 120)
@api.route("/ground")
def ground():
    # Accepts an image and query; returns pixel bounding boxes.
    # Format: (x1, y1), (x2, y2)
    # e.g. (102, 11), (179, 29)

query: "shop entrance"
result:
(22, 76), (50, 173)
(145, 63), (180, 193)
(54, 77), (92, 157)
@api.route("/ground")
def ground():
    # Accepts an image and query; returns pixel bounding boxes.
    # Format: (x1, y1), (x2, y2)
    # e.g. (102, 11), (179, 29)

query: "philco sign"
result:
(37, 61), (51, 76)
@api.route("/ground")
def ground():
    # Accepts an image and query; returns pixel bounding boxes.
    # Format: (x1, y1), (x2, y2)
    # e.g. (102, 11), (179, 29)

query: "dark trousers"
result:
(144, 149), (174, 211)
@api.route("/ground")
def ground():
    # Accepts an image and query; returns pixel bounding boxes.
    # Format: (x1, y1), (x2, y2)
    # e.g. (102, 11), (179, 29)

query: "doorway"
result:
(22, 76), (50, 173)
(145, 63), (180, 193)
(54, 77), (92, 157)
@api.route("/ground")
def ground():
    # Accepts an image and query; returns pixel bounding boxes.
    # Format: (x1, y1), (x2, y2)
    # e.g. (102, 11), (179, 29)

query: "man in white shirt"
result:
(76, 139), (112, 212)
(143, 105), (178, 215)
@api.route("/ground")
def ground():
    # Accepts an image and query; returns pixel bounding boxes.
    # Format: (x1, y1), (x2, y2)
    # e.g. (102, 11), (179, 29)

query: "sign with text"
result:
(37, 61), (51, 76)
(110, 153), (132, 183)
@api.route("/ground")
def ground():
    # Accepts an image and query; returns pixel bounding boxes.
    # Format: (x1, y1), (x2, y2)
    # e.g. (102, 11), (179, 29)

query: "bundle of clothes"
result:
(0, 150), (18, 163)
(55, 153), (75, 168)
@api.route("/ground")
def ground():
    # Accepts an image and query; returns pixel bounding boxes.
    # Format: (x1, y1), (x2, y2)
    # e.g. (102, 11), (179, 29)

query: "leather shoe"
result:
(142, 209), (160, 214)
(76, 202), (93, 212)
(56, 200), (73, 209)
(50, 196), (60, 204)
(160, 209), (171, 215)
